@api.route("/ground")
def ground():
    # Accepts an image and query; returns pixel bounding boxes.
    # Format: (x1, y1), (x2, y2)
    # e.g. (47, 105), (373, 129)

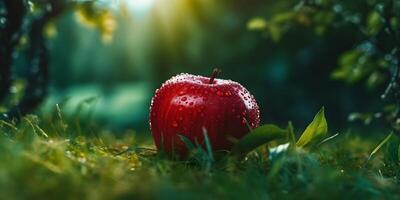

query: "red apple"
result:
(149, 70), (260, 157)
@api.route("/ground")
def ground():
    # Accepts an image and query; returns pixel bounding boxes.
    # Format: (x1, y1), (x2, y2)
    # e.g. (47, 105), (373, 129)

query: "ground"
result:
(0, 115), (399, 200)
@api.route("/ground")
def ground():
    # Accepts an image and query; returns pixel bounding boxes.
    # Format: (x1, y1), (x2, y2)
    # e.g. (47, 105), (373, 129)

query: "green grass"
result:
(0, 115), (400, 200)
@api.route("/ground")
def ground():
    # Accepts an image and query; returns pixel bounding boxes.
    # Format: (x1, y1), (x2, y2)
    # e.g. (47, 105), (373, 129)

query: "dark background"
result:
(14, 0), (384, 132)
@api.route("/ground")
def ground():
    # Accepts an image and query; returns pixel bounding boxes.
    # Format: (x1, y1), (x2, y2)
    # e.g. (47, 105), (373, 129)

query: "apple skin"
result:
(149, 73), (260, 157)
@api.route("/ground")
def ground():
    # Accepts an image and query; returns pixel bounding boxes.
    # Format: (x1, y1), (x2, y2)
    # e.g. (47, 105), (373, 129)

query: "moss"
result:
(0, 116), (398, 200)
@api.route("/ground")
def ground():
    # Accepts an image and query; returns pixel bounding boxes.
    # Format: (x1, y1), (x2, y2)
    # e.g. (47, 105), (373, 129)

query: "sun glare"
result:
(125, 0), (156, 16)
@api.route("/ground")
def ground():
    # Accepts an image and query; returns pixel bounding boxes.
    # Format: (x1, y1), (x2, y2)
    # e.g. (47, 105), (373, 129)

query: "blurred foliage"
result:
(248, 0), (400, 133)
(75, 2), (117, 43)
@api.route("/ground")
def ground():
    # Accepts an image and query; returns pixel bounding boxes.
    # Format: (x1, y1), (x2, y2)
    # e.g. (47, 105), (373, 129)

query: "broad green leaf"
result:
(232, 124), (288, 154)
(296, 107), (328, 148)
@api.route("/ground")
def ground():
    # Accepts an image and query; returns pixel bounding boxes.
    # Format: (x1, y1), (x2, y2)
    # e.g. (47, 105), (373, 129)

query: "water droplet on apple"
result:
(178, 116), (183, 121)
(217, 91), (223, 96)
(178, 106), (184, 111)
(172, 121), (178, 127)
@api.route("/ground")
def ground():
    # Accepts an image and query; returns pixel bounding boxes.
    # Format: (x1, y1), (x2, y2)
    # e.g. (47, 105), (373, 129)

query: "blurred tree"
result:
(0, 0), (114, 121)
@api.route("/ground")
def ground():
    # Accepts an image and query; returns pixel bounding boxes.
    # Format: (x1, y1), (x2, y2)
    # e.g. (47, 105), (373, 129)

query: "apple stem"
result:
(209, 68), (220, 84)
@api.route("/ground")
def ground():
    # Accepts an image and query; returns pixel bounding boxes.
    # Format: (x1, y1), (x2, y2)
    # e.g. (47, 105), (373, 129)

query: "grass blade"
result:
(202, 127), (214, 162)
(367, 132), (393, 162)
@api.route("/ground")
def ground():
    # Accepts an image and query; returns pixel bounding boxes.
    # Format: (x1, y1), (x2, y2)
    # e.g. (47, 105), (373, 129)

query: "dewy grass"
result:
(0, 115), (399, 200)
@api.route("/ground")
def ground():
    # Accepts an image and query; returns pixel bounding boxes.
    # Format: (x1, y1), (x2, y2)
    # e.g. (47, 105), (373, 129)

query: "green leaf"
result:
(232, 124), (288, 154)
(366, 71), (385, 90)
(247, 17), (267, 30)
(367, 11), (383, 36)
(271, 11), (296, 24)
(268, 24), (282, 42)
(296, 107), (328, 148)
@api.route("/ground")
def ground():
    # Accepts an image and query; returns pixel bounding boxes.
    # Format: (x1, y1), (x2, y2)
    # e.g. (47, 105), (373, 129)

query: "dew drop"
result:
(172, 121), (178, 127)
(178, 106), (184, 111)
